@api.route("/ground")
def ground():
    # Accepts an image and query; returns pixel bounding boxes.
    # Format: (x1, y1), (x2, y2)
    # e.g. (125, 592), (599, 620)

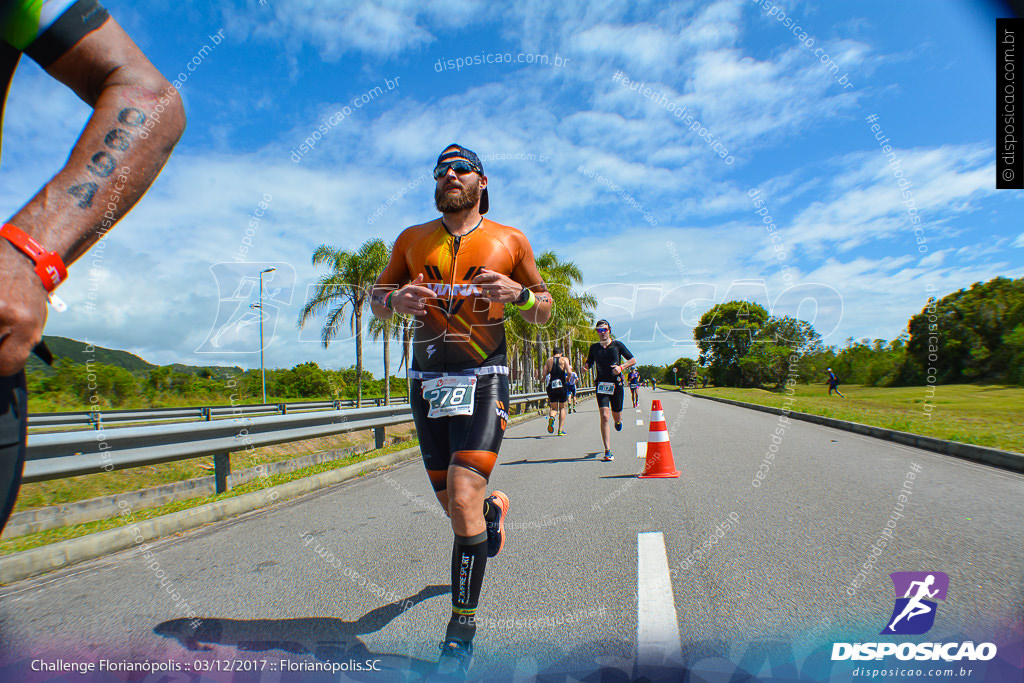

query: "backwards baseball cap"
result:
(435, 144), (488, 214)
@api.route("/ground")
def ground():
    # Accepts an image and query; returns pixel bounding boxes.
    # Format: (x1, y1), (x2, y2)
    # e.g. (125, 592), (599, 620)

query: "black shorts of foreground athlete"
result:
(411, 372), (509, 486)
(371, 143), (552, 675)
(584, 320), (635, 461)
(0, 0), (184, 533)
(0, 373), (27, 531)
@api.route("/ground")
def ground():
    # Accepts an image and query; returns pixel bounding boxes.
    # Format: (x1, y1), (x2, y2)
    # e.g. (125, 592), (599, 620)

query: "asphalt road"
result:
(0, 389), (1021, 682)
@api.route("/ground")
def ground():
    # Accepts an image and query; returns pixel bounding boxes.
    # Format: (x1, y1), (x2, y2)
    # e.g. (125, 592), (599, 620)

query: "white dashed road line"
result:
(637, 532), (683, 666)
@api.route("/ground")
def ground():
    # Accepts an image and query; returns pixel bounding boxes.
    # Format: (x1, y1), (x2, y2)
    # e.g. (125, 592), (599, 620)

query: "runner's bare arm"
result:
(506, 237), (552, 325)
(0, 16), (184, 376)
(9, 17), (185, 263)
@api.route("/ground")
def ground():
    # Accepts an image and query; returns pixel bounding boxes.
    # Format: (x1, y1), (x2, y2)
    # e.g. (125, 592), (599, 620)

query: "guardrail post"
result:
(201, 407), (212, 421)
(279, 403), (287, 415)
(374, 426), (385, 449)
(333, 400), (341, 411)
(214, 453), (231, 494)
(90, 411), (102, 430)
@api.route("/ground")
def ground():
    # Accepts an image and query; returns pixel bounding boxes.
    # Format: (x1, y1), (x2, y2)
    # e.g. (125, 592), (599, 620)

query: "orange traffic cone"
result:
(639, 399), (680, 478)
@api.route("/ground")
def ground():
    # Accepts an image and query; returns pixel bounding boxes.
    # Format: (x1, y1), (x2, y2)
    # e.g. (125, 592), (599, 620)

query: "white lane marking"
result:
(637, 442), (646, 458)
(635, 409), (642, 413)
(636, 419), (644, 426)
(637, 532), (683, 666)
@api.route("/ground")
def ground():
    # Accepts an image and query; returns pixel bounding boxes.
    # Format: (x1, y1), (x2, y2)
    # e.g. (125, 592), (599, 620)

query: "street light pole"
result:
(254, 267), (276, 404)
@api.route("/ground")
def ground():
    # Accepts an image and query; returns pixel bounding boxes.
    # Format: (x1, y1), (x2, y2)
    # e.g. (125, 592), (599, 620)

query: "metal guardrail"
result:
(24, 389), (594, 493)
(28, 396), (411, 430)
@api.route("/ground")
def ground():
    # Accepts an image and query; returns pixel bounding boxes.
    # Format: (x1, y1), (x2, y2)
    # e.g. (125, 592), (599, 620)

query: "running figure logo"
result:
(881, 571), (949, 635)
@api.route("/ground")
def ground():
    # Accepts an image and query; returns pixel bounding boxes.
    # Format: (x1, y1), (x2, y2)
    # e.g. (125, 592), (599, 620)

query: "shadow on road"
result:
(499, 452), (604, 465)
(154, 584), (450, 676)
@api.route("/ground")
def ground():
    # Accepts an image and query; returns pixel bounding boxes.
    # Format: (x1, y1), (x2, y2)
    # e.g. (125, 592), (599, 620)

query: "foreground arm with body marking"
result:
(0, 16), (185, 375)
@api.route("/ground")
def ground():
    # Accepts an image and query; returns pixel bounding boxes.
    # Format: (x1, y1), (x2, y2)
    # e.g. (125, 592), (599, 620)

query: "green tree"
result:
(905, 277), (1024, 384)
(665, 357), (699, 385)
(742, 316), (823, 389)
(636, 364), (662, 382)
(298, 238), (390, 405)
(694, 301), (769, 387)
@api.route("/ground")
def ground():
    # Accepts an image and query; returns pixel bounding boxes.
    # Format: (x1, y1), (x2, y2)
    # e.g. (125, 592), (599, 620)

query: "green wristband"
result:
(516, 288), (537, 311)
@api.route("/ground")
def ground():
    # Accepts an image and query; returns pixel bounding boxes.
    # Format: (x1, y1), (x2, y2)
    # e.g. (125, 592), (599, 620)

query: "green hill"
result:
(27, 336), (154, 375)
(26, 336), (242, 379)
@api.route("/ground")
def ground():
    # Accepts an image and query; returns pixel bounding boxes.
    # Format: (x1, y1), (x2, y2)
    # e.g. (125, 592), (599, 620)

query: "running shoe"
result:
(435, 639), (473, 678)
(614, 421), (622, 431)
(603, 453), (614, 461)
(485, 491), (509, 558)
(547, 416), (555, 433)
(557, 430), (567, 436)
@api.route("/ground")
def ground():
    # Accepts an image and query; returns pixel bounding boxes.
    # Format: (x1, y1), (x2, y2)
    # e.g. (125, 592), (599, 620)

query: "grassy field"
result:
(679, 383), (1022, 453)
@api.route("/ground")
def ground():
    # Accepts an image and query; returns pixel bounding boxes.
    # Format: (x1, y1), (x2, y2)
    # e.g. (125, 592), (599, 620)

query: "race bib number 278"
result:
(422, 376), (477, 418)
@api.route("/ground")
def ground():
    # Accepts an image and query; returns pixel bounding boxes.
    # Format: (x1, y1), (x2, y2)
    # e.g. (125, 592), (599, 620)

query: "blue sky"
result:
(2, 0), (1021, 375)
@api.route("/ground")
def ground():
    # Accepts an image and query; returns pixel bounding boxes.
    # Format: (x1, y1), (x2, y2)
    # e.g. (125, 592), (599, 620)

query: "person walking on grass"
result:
(826, 368), (844, 397)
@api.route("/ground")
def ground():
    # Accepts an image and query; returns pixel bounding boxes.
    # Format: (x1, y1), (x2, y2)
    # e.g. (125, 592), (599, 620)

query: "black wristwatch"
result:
(514, 286), (530, 305)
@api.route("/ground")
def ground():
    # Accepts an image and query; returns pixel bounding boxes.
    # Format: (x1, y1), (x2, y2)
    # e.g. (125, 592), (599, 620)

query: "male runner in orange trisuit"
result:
(372, 144), (551, 676)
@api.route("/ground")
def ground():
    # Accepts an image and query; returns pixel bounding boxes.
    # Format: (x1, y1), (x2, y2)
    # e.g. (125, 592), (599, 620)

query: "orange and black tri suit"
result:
(377, 217), (544, 491)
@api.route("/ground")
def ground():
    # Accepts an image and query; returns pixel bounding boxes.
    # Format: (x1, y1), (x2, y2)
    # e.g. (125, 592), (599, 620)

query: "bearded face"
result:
(434, 173), (481, 213)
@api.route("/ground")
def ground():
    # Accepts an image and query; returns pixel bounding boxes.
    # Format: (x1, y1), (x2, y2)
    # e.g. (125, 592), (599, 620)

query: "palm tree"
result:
(298, 238), (389, 406)
(368, 313), (409, 405)
(535, 251), (597, 380)
(503, 251), (596, 392)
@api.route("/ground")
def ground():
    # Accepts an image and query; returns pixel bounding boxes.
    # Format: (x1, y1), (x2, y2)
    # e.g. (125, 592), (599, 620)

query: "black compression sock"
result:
(448, 531), (488, 643)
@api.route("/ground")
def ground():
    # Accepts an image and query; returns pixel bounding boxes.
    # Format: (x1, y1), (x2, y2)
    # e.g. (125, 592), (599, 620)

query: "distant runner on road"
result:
(628, 367), (640, 408)
(565, 369), (578, 413)
(583, 319), (635, 461)
(543, 349), (571, 436)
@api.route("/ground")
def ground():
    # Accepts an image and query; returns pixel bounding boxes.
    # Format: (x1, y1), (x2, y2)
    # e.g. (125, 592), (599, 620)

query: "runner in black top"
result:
(542, 349), (571, 436)
(628, 367), (640, 408)
(583, 319), (635, 461)
(0, 0), (184, 534)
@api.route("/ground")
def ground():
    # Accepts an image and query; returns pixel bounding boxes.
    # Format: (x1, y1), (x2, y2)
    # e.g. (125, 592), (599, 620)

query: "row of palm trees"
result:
(297, 238), (599, 403)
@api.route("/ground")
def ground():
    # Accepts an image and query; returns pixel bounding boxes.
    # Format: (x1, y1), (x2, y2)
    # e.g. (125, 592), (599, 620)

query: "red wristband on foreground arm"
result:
(0, 223), (68, 292)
